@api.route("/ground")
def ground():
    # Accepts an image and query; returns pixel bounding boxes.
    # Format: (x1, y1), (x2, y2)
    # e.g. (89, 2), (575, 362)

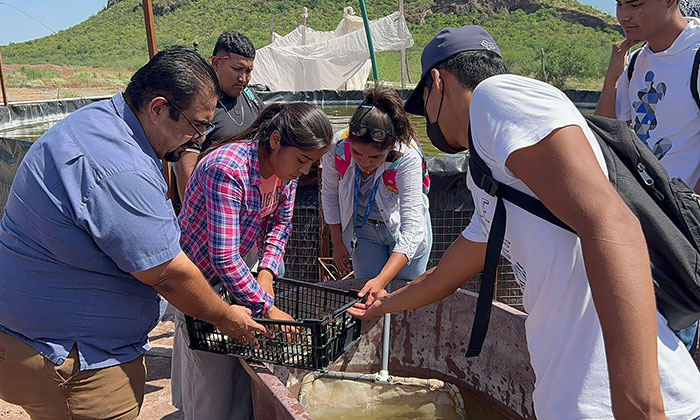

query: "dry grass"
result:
(2, 64), (127, 102)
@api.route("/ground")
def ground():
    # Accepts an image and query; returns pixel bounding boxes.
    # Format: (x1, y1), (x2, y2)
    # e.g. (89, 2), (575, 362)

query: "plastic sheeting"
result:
(299, 374), (466, 420)
(251, 10), (413, 91)
(259, 89), (368, 106)
(0, 91), (600, 127)
(0, 97), (107, 131)
(0, 137), (32, 218)
(258, 89), (599, 108)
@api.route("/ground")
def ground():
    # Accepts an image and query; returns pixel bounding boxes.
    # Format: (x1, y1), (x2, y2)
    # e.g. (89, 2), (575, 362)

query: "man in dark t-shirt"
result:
(175, 30), (264, 201)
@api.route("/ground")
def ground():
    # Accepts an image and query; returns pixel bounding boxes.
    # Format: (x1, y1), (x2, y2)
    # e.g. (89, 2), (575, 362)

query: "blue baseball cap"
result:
(404, 25), (502, 116)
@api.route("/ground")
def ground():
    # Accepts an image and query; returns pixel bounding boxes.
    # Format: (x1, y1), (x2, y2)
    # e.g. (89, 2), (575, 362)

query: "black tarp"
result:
(0, 137), (32, 218)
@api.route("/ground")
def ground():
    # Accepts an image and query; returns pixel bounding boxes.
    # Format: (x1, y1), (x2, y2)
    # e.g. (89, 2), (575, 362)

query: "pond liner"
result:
(0, 89), (600, 130)
(0, 97), (109, 131)
(0, 137), (32, 218)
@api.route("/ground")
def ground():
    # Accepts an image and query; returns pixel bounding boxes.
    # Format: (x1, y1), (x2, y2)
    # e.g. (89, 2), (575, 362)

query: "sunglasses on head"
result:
(350, 104), (393, 142)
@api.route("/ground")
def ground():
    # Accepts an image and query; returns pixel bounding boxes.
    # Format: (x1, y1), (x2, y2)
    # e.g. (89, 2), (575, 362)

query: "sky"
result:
(0, 1), (104, 45)
(580, 1), (616, 15)
(0, 0), (617, 46)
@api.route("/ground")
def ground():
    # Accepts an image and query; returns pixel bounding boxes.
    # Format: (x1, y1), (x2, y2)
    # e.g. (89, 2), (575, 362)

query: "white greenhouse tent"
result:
(250, 7), (413, 91)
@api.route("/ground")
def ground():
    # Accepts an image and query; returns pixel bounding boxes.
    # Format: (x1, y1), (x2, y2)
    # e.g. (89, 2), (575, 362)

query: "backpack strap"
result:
(691, 47), (700, 111)
(468, 133), (575, 233)
(627, 47), (643, 81)
(409, 138), (431, 195)
(336, 134), (431, 195)
(628, 45), (700, 111)
(465, 129), (574, 357)
(382, 159), (402, 194)
(380, 138), (432, 195)
(334, 130), (352, 179)
(465, 129), (502, 357)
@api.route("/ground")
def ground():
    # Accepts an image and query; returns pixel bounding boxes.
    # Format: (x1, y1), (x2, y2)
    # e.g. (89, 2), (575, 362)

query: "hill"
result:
(2, 0), (624, 90)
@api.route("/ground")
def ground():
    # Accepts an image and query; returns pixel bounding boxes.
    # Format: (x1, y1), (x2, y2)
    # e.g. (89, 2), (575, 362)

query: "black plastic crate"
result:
(185, 278), (363, 370)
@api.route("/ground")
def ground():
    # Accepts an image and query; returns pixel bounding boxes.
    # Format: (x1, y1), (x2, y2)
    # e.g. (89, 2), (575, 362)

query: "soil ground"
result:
(0, 312), (183, 420)
(1, 64), (125, 103)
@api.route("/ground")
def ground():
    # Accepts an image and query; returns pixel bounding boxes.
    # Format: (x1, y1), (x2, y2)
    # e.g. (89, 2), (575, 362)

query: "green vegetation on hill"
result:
(2, 0), (624, 90)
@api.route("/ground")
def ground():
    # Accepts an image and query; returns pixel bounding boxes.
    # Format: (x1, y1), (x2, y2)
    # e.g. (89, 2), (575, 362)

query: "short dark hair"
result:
(434, 50), (508, 91)
(213, 31), (256, 59)
(203, 103), (332, 158)
(349, 87), (418, 151)
(124, 46), (220, 119)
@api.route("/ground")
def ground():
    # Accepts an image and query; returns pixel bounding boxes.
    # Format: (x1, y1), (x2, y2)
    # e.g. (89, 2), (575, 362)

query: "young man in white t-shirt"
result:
(348, 25), (700, 420)
(596, 0), (700, 357)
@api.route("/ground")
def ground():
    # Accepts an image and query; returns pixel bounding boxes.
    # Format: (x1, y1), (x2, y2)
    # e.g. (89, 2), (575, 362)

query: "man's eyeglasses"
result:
(350, 105), (393, 142)
(166, 100), (215, 143)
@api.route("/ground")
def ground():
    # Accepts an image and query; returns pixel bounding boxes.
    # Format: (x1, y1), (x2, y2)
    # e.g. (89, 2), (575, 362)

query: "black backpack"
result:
(627, 46), (700, 110)
(465, 114), (700, 357)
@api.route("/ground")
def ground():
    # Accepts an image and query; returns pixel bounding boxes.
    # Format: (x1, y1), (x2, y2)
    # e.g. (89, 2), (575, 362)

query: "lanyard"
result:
(353, 164), (381, 230)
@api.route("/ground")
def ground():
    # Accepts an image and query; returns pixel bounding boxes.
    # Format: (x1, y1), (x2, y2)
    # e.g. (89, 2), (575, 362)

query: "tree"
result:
(538, 40), (595, 89)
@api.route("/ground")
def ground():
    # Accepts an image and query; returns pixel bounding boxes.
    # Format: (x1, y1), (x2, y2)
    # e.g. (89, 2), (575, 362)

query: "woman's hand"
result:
(265, 305), (300, 342)
(332, 241), (352, 275)
(358, 277), (387, 305)
(216, 305), (273, 348)
(256, 269), (275, 297)
(347, 289), (389, 321)
(265, 305), (295, 322)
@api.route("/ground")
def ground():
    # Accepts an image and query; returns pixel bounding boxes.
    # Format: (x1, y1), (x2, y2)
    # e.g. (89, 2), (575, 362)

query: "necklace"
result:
(219, 97), (245, 126)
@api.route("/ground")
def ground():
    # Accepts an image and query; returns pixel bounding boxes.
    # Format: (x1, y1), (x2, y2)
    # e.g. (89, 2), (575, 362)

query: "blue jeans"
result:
(349, 217), (432, 282)
(673, 321), (699, 357)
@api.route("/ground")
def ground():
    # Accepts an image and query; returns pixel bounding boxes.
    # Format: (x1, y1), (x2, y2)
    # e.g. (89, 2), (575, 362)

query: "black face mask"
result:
(424, 76), (466, 155)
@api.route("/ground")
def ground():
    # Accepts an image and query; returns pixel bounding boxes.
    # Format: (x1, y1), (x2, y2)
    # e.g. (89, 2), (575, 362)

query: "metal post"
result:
(398, 0), (407, 89)
(0, 45), (7, 106)
(141, 0), (175, 204)
(142, 0), (158, 58)
(540, 48), (547, 83)
(270, 15), (275, 43)
(318, 166), (330, 259)
(301, 7), (308, 45)
(359, 0), (380, 86)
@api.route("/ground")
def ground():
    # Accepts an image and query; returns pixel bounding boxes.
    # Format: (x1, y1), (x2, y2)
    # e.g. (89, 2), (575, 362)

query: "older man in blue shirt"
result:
(0, 47), (270, 420)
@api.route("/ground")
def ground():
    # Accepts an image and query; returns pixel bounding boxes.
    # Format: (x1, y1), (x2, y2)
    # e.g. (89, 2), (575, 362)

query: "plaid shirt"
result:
(179, 140), (297, 316)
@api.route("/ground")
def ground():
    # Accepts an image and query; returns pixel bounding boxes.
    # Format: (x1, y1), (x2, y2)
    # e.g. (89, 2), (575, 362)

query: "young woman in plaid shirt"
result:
(172, 103), (332, 420)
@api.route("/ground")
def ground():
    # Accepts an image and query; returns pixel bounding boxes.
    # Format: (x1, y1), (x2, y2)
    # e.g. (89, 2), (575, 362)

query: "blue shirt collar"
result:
(111, 93), (163, 171)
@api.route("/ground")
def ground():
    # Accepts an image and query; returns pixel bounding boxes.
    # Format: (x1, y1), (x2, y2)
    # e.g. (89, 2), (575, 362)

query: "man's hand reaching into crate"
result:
(131, 251), (273, 347)
(217, 305), (274, 347)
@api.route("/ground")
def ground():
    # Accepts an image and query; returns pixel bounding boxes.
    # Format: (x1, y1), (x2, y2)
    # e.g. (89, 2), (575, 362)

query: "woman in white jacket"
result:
(321, 88), (432, 300)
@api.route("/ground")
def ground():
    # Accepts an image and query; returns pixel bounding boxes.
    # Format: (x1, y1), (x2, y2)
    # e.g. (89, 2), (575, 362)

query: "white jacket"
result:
(321, 130), (430, 261)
